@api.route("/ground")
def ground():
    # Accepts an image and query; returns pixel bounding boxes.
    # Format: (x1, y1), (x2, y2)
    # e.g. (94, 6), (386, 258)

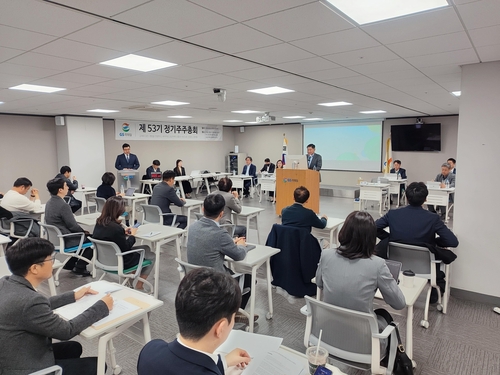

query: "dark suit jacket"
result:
(150, 181), (185, 215)
(174, 166), (187, 177)
(375, 205), (459, 262)
(241, 164), (257, 178)
(54, 173), (78, 192)
(390, 168), (407, 179)
(115, 153), (140, 170)
(96, 184), (116, 200)
(0, 275), (108, 375)
(307, 153), (322, 171)
(281, 203), (327, 232)
(145, 166), (161, 179)
(137, 339), (224, 375)
(260, 163), (275, 173)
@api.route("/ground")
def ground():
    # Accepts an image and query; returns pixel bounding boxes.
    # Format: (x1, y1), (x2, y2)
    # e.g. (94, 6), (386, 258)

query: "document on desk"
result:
(92, 299), (140, 328)
(217, 331), (283, 375)
(56, 281), (124, 321)
(140, 231), (161, 238)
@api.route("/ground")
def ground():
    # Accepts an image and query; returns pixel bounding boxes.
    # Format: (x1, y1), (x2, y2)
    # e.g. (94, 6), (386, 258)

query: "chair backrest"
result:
(63, 196), (71, 204)
(175, 257), (207, 275)
(88, 237), (120, 270)
(220, 224), (236, 237)
(141, 204), (162, 224)
(29, 365), (63, 375)
(94, 197), (107, 212)
(39, 223), (64, 250)
(0, 256), (11, 277)
(305, 296), (379, 365)
(194, 212), (204, 221)
(388, 242), (434, 276)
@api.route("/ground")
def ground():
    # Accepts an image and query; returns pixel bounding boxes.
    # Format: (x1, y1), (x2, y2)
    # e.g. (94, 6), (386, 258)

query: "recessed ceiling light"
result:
(318, 101), (352, 107)
(303, 118), (323, 121)
(359, 110), (386, 114)
(223, 120), (243, 123)
(168, 115), (192, 119)
(451, 91), (461, 97)
(322, 0), (449, 25)
(247, 86), (295, 95)
(87, 109), (119, 113)
(9, 84), (66, 93)
(231, 110), (263, 114)
(100, 54), (177, 72)
(283, 116), (306, 119)
(0, 102), (3, 105)
(151, 100), (189, 106)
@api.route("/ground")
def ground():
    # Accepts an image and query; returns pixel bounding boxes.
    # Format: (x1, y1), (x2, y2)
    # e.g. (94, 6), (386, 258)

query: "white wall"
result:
(452, 61), (500, 298)
(0, 114), (58, 202)
(102, 120), (236, 183)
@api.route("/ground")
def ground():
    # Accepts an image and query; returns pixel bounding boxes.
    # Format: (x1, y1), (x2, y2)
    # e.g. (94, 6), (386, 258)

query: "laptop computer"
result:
(242, 244), (256, 252)
(385, 259), (402, 284)
(125, 187), (135, 197)
(151, 172), (161, 180)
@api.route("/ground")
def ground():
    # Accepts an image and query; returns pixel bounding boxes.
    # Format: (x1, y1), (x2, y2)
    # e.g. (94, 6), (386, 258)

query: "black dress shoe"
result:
(72, 268), (91, 277)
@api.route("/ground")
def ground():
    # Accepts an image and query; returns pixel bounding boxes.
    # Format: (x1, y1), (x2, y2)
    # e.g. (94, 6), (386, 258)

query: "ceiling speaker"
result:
(55, 116), (65, 126)
(240, 126), (244, 133)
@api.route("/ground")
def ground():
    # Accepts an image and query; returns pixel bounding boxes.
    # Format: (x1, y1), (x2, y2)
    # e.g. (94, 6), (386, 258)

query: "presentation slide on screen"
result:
(303, 121), (383, 172)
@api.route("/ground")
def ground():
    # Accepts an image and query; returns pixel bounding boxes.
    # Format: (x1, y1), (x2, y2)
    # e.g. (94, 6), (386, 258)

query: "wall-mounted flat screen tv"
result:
(391, 123), (441, 151)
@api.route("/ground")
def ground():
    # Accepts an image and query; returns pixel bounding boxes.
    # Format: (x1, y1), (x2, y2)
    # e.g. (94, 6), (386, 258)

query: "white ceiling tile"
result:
(323, 46), (400, 67)
(48, 0), (151, 17)
(419, 64), (463, 76)
(0, 0), (100, 37)
(304, 67), (359, 80)
(476, 44), (500, 62)
(33, 39), (124, 63)
(243, 2), (353, 42)
(274, 57), (340, 74)
(236, 43), (314, 65)
(406, 48), (479, 68)
(191, 74), (247, 86)
(0, 62), (60, 80)
(188, 0), (314, 22)
(290, 28), (380, 56)
(138, 41), (223, 65)
(114, 0), (235, 39)
(27, 78), (85, 90)
(66, 21), (169, 53)
(369, 69), (427, 82)
(187, 56), (257, 74)
(468, 25), (500, 48)
(122, 74), (180, 86)
(7, 52), (90, 71)
(362, 7), (464, 44)
(457, 0), (500, 29)
(387, 32), (473, 58)
(186, 24), (281, 54)
(0, 25), (56, 51)
(452, 0), (481, 5)
(0, 46), (25, 63)
(71, 64), (140, 79)
(152, 66), (215, 80)
(46, 72), (112, 85)
(350, 59), (415, 75)
(227, 67), (288, 80)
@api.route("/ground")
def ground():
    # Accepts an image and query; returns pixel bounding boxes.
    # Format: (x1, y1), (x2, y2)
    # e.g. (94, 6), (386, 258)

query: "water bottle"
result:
(357, 177), (363, 185)
(397, 172), (400, 180)
(445, 179), (449, 189)
(120, 184), (124, 194)
(176, 188), (181, 198)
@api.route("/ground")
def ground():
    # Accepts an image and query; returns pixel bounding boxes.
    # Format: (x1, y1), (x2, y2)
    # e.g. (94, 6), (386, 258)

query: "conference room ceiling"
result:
(0, 0), (499, 125)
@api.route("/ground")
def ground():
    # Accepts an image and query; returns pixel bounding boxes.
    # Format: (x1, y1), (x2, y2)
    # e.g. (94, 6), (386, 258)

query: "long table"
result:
(232, 206), (264, 243)
(427, 187), (455, 223)
(311, 217), (345, 247)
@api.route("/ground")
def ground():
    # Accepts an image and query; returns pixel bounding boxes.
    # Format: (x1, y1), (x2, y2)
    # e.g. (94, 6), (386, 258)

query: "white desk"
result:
(73, 281), (163, 375)
(311, 217), (345, 247)
(232, 206), (264, 243)
(173, 199), (203, 228)
(140, 179), (161, 194)
(427, 187), (455, 223)
(175, 175), (195, 198)
(122, 193), (150, 225)
(74, 212), (101, 232)
(258, 174), (276, 203)
(75, 187), (97, 215)
(0, 235), (11, 256)
(374, 276), (427, 365)
(134, 224), (186, 298)
(231, 175), (256, 198)
(358, 183), (390, 215)
(386, 178), (407, 208)
(226, 244), (280, 333)
(197, 172), (231, 194)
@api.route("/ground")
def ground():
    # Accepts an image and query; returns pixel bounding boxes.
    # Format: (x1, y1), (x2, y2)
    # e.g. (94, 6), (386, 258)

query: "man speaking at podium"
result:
(306, 144), (322, 171)
(115, 143), (140, 170)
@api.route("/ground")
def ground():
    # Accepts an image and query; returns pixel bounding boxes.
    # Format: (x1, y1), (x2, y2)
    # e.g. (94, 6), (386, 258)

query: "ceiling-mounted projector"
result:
(213, 88), (226, 102)
(256, 112), (275, 123)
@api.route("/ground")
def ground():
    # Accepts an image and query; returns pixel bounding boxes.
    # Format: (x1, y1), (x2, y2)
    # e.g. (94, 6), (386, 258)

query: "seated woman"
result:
(174, 159), (193, 198)
(96, 172), (122, 200)
(146, 160), (161, 179)
(316, 211), (405, 353)
(92, 196), (155, 291)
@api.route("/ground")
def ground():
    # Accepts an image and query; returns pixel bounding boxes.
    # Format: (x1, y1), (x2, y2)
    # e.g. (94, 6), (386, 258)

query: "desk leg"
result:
(266, 259), (274, 320)
(396, 190), (400, 208)
(142, 313), (152, 343)
(153, 240), (160, 299)
(131, 200), (136, 225)
(248, 266), (258, 333)
(175, 236), (182, 264)
(246, 216), (251, 242)
(179, 182), (186, 199)
(406, 305), (414, 362)
(254, 215), (260, 244)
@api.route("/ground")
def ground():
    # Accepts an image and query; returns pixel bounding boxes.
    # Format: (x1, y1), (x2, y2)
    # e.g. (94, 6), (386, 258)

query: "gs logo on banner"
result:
(122, 123), (130, 132)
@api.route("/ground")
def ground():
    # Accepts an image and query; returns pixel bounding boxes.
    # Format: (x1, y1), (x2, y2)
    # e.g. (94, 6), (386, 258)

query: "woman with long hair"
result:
(174, 159), (193, 198)
(92, 196), (155, 291)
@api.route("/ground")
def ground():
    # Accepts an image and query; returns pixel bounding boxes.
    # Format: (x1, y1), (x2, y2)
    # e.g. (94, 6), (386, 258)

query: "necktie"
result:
(126, 155), (129, 162)
(216, 355), (224, 374)
(308, 156), (312, 167)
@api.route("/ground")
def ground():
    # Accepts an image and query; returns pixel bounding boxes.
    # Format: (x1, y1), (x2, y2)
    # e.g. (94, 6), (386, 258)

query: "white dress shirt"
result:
(0, 190), (42, 213)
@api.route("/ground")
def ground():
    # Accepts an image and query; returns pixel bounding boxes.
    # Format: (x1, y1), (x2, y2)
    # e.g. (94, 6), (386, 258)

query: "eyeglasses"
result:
(39, 253), (56, 265)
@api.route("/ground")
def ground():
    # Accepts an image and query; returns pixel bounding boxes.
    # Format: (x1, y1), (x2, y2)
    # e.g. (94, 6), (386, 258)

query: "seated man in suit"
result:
(281, 186), (328, 232)
(241, 156), (257, 198)
(375, 182), (459, 302)
(145, 159), (161, 179)
(211, 177), (246, 237)
(55, 165), (81, 213)
(427, 163), (456, 218)
(187, 194), (255, 322)
(45, 178), (93, 276)
(150, 170), (187, 228)
(390, 159), (407, 204)
(259, 158), (275, 173)
(0, 237), (112, 375)
(0, 177), (42, 237)
(137, 268), (251, 375)
(115, 143), (140, 170)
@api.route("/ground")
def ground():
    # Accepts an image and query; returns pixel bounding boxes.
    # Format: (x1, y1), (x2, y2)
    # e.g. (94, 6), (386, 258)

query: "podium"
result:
(116, 169), (140, 190)
(275, 169), (320, 215)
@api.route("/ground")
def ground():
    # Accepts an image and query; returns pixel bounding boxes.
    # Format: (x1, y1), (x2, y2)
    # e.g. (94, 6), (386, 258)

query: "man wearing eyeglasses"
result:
(0, 238), (113, 375)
